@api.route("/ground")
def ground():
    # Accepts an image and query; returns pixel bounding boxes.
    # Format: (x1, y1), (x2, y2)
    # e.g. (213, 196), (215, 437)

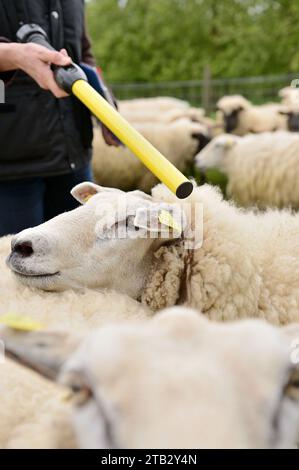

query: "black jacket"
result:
(0, 0), (93, 181)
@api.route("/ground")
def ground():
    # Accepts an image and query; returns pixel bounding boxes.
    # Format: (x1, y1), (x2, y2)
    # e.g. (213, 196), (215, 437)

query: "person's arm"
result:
(0, 41), (72, 98)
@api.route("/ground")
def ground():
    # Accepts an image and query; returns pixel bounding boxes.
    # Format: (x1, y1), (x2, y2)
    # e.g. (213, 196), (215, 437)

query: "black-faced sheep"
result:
(216, 95), (286, 135)
(196, 132), (299, 209)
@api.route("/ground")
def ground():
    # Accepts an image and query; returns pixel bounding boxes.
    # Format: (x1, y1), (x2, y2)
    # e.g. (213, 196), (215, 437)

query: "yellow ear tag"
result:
(158, 210), (182, 232)
(0, 313), (44, 331)
(61, 390), (74, 403)
(226, 138), (235, 147)
(83, 194), (93, 203)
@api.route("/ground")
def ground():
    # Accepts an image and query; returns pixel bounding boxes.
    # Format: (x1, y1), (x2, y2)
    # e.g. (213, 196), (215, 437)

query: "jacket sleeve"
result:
(0, 37), (17, 84)
(81, 22), (96, 67)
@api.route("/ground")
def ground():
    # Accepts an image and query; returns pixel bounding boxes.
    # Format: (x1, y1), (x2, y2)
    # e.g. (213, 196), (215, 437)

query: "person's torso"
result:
(0, 0), (93, 181)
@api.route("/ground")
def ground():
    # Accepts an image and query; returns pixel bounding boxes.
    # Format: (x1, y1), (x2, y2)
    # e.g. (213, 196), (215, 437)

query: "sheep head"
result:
(195, 134), (239, 173)
(7, 183), (188, 296)
(1, 308), (299, 448)
(216, 95), (250, 133)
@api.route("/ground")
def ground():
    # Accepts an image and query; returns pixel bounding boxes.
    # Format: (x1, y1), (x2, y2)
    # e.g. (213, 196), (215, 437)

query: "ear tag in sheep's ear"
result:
(0, 313), (44, 331)
(82, 194), (94, 203)
(158, 210), (182, 232)
(61, 390), (74, 403)
(226, 138), (235, 148)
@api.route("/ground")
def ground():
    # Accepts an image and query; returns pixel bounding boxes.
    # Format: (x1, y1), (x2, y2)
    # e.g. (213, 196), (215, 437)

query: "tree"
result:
(86, 0), (299, 82)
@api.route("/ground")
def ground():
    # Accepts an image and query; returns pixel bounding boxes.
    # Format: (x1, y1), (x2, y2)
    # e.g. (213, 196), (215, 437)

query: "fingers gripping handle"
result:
(16, 23), (87, 93)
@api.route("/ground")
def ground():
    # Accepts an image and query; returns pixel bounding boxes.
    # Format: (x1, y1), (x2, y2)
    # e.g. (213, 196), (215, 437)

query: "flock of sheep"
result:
(1, 87), (299, 449)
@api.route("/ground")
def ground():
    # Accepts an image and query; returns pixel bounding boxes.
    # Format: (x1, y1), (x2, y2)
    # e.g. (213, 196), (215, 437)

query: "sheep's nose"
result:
(13, 241), (34, 258)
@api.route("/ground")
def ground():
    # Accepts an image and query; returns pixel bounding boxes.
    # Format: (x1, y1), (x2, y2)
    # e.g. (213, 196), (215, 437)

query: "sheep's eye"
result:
(284, 368), (299, 401)
(70, 384), (93, 406)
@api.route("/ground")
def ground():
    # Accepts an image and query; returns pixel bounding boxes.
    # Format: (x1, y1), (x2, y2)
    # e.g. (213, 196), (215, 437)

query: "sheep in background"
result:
(196, 132), (299, 210)
(121, 107), (191, 125)
(119, 96), (190, 113)
(92, 119), (211, 192)
(122, 106), (205, 125)
(279, 86), (299, 105)
(8, 181), (299, 325)
(2, 308), (299, 448)
(119, 97), (221, 134)
(216, 95), (286, 135)
(278, 101), (299, 132)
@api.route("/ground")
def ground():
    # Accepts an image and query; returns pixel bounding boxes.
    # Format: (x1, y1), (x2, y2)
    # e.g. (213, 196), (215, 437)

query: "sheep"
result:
(1, 307), (299, 448)
(279, 86), (299, 105)
(8, 181), (299, 325)
(121, 106), (205, 125)
(121, 107), (191, 125)
(92, 118), (211, 192)
(0, 235), (150, 449)
(216, 95), (286, 135)
(278, 101), (299, 132)
(120, 102), (221, 136)
(119, 97), (190, 113)
(195, 131), (299, 210)
(0, 236), (150, 330)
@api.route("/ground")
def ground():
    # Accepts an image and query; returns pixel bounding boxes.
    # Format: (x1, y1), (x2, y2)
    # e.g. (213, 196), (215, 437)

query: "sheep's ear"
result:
(71, 182), (102, 205)
(0, 327), (80, 381)
(134, 203), (187, 237)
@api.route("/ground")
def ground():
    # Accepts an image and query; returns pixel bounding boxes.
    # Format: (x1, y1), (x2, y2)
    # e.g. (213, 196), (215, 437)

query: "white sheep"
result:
(216, 95), (286, 135)
(119, 97), (190, 113)
(8, 181), (299, 325)
(92, 119), (211, 192)
(121, 107), (190, 125)
(278, 86), (299, 105)
(196, 131), (299, 209)
(121, 106), (205, 125)
(2, 307), (299, 448)
(0, 236), (150, 449)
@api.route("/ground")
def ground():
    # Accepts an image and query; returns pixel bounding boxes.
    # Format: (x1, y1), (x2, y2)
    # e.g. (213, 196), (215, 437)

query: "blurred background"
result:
(87, 0), (299, 112)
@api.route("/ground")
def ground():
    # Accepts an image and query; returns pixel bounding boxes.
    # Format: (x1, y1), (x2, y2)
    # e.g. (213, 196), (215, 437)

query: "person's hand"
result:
(14, 43), (72, 98)
(101, 124), (122, 147)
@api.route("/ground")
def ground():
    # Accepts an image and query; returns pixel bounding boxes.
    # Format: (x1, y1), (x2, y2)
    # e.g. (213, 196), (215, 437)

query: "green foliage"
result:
(86, 0), (299, 82)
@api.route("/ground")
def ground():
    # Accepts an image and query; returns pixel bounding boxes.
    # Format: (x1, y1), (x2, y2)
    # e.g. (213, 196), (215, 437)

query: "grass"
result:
(187, 165), (228, 196)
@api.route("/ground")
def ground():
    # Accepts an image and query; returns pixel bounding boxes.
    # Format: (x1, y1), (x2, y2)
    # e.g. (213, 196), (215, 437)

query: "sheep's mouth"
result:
(10, 267), (60, 279)
(7, 254), (60, 279)
(13, 271), (60, 279)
